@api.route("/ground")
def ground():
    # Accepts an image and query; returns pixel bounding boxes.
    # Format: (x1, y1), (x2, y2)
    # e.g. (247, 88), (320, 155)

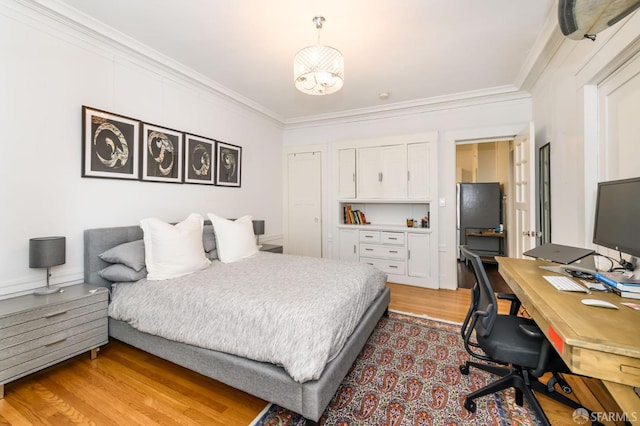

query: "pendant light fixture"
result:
(294, 16), (344, 95)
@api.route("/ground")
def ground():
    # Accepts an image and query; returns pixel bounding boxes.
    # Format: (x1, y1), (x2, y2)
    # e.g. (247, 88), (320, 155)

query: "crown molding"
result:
(515, 0), (565, 91)
(7, 0), (286, 126)
(283, 87), (531, 129)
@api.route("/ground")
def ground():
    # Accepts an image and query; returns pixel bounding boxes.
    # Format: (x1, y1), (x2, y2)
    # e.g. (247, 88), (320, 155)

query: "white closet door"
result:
(287, 152), (322, 257)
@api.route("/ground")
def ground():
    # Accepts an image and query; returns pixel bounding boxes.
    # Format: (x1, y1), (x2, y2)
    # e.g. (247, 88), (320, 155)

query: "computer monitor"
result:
(593, 177), (640, 258)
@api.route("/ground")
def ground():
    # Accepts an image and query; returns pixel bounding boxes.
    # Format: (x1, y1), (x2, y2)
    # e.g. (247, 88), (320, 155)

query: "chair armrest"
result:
(497, 292), (521, 316)
(518, 323), (542, 338)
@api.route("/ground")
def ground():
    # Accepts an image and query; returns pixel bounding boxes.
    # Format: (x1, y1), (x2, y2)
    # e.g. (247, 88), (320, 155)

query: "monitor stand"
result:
(539, 254), (598, 277)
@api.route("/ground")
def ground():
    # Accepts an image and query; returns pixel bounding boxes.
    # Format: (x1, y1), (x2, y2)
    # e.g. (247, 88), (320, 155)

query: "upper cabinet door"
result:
(357, 145), (406, 199)
(407, 142), (431, 199)
(380, 145), (406, 198)
(338, 148), (356, 199)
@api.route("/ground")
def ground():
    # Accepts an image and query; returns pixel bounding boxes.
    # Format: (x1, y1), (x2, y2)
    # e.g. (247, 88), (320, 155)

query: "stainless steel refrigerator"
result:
(457, 182), (502, 258)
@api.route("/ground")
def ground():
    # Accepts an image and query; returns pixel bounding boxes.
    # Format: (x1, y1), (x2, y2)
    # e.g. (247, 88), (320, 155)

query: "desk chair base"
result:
(462, 366), (603, 426)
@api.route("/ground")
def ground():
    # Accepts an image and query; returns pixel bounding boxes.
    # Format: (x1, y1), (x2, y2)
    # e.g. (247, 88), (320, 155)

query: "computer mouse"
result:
(581, 299), (618, 309)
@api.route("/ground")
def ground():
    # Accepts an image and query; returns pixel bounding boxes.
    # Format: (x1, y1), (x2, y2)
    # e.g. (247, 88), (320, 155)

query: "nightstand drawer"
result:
(0, 318), (107, 376)
(0, 291), (108, 336)
(0, 325), (108, 382)
(0, 300), (107, 341)
(0, 309), (107, 356)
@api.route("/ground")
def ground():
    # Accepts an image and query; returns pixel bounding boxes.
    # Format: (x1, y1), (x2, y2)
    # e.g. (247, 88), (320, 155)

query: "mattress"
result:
(108, 252), (387, 383)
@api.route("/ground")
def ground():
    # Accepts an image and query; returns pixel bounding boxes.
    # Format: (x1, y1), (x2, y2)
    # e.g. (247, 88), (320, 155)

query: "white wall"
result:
(0, 2), (283, 297)
(283, 95), (533, 289)
(529, 12), (640, 252)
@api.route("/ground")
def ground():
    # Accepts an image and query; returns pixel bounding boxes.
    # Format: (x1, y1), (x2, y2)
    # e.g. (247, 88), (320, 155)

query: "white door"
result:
(287, 152), (322, 257)
(512, 123), (536, 258)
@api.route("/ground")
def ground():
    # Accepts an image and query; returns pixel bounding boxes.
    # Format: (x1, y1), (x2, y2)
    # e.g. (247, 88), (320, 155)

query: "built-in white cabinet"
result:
(333, 132), (438, 289)
(357, 145), (406, 199)
(338, 148), (356, 199)
(337, 225), (435, 288)
(338, 228), (359, 262)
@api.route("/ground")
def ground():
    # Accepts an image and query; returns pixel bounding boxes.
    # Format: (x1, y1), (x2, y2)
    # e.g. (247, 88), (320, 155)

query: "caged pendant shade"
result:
(294, 16), (344, 95)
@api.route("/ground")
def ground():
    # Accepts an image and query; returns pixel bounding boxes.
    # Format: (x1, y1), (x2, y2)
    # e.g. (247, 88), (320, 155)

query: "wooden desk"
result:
(497, 257), (640, 419)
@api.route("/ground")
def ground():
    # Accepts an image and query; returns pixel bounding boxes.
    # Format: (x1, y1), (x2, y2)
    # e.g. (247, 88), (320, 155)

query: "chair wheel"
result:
(464, 398), (477, 413)
(459, 365), (469, 375)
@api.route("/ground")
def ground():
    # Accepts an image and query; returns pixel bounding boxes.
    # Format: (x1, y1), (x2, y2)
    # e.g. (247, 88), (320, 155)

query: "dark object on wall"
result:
(458, 183), (502, 258)
(558, 0), (640, 41)
(215, 141), (242, 187)
(184, 134), (216, 185)
(539, 143), (551, 244)
(82, 106), (140, 180)
(141, 122), (183, 183)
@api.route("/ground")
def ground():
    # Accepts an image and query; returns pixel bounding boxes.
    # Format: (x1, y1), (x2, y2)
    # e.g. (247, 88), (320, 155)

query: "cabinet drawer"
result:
(0, 317), (107, 371)
(0, 308), (107, 356)
(0, 323), (108, 383)
(381, 232), (404, 245)
(360, 244), (405, 260)
(0, 292), (108, 331)
(360, 257), (406, 275)
(1, 300), (107, 342)
(359, 230), (381, 243)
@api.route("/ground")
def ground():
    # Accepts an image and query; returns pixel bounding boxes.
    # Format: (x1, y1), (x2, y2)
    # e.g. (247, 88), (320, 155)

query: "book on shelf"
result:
(342, 205), (369, 225)
(595, 272), (640, 293)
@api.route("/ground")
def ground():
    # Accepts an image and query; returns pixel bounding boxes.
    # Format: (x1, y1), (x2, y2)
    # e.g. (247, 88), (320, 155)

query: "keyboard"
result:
(543, 275), (589, 293)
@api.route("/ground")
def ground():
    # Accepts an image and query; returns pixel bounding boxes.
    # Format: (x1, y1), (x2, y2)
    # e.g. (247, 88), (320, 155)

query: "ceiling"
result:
(54, 0), (556, 123)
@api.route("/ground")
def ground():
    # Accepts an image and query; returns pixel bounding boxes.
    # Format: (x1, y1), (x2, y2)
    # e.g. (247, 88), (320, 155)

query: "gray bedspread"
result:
(108, 252), (387, 383)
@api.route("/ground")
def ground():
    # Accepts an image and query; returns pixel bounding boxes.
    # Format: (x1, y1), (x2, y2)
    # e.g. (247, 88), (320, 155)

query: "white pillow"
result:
(140, 213), (211, 280)
(207, 213), (258, 263)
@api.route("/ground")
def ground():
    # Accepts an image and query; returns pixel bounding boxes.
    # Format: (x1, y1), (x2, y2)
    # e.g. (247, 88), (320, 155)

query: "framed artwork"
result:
(184, 134), (215, 185)
(82, 106), (140, 180)
(141, 123), (183, 183)
(215, 141), (242, 187)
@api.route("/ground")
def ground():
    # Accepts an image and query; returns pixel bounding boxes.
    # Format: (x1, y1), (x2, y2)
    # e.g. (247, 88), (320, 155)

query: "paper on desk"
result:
(621, 302), (640, 311)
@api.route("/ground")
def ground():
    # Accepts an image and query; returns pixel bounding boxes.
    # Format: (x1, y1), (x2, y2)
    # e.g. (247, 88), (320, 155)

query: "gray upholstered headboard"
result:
(84, 225), (144, 288)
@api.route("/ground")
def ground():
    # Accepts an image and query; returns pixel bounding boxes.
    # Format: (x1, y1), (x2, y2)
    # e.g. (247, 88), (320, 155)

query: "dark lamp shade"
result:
(252, 220), (265, 236)
(29, 236), (66, 268)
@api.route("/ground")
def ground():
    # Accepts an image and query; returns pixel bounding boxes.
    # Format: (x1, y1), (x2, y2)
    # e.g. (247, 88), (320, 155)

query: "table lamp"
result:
(29, 236), (65, 295)
(252, 220), (265, 245)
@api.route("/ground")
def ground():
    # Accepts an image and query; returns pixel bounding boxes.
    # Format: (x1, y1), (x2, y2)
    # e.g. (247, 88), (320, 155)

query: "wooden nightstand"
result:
(0, 284), (108, 398)
(260, 244), (283, 254)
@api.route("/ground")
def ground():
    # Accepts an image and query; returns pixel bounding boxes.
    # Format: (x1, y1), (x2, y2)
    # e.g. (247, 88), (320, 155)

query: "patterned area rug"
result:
(251, 311), (543, 426)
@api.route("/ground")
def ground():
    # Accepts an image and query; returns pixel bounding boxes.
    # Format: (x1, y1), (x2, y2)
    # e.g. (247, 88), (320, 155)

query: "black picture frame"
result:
(215, 141), (242, 187)
(140, 123), (183, 183)
(82, 106), (140, 180)
(184, 134), (215, 185)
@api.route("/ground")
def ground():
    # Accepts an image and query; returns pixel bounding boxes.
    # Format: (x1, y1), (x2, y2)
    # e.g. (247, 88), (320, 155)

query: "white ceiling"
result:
(55, 0), (556, 122)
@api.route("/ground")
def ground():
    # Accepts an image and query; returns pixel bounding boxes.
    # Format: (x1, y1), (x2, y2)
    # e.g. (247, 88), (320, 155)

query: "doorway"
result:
(456, 140), (511, 291)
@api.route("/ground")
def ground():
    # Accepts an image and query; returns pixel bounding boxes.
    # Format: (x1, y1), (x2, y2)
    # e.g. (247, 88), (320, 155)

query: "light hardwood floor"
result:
(0, 283), (619, 425)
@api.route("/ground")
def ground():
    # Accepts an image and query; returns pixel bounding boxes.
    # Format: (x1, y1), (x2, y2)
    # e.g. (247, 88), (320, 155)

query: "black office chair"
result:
(458, 246), (601, 426)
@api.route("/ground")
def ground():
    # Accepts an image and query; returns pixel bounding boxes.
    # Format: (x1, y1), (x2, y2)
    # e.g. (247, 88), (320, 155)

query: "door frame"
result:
(442, 123), (534, 290)
(282, 144), (329, 256)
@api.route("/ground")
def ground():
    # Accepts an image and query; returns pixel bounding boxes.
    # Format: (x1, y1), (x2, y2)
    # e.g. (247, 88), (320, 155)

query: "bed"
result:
(83, 221), (390, 422)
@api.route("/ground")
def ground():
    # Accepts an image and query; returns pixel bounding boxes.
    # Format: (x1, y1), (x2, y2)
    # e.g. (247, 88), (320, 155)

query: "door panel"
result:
(513, 123), (536, 257)
(287, 152), (322, 257)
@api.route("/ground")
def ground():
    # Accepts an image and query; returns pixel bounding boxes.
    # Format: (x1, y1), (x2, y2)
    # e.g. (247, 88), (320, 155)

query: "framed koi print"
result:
(215, 141), (241, 187)
(184, 134), (215, 185)
(82, 106), (140, 180)
(140, 122), (183, 183)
